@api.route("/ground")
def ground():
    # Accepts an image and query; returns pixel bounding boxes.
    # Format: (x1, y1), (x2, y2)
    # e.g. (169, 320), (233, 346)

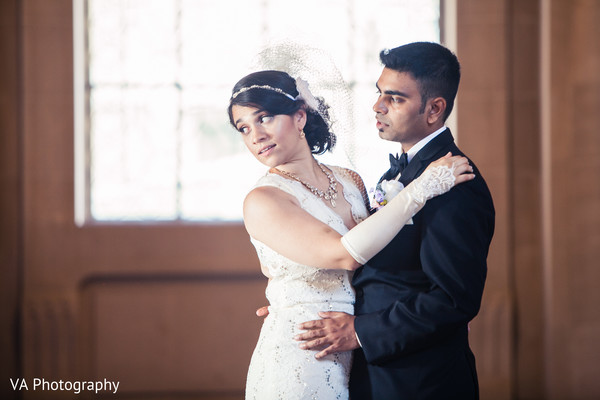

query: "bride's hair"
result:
(228, 70), (335, 155)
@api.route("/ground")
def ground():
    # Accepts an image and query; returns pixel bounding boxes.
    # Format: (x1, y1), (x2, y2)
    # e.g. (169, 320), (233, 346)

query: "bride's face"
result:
(231, 104), (307, 168)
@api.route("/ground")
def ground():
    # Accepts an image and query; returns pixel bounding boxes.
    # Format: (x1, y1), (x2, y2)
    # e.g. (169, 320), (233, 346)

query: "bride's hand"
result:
(427, 152), (475, 185)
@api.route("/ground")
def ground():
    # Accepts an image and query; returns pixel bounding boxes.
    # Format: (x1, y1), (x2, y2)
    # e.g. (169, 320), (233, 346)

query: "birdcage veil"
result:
(247, 41), (358, 169)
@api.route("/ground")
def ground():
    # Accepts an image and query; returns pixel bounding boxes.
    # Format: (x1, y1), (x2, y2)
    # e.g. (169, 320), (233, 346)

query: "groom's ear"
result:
(427, 97), (446, 125)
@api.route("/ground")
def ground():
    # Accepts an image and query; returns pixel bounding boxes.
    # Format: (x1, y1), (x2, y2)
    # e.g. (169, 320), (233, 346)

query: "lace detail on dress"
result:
(404, 165), (456, 204)
(245, 165), (369, 400)
(330, 166), (369, 225)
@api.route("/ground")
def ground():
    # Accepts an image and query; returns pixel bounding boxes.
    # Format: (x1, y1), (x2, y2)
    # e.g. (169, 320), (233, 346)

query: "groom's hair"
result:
(380, 42), (460, 122)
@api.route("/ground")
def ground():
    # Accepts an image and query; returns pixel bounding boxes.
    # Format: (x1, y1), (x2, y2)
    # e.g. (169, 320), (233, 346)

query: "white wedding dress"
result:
(245, 165), (369, 400)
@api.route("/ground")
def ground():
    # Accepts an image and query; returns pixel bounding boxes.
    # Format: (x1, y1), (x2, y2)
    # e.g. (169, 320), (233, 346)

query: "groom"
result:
(296, 42), (495, 399)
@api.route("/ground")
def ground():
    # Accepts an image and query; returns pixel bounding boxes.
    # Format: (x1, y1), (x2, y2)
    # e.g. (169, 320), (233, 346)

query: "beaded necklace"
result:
(275, 163), (338, 207)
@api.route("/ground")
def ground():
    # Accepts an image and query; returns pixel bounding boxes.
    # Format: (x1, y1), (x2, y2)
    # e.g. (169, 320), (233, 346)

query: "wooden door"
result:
(20, 1), (266, 399)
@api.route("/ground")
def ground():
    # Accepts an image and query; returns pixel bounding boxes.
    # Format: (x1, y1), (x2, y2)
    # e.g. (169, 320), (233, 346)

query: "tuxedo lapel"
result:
(399, 129), (457, 186)
(398, 156), (426, 186)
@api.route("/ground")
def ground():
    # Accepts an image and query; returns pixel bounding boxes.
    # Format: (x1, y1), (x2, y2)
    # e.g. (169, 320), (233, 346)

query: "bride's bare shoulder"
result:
(243, 186), (299, 224)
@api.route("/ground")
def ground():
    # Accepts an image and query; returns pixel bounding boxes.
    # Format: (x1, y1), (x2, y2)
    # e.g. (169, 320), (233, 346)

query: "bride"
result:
(227, 70), (473, 399)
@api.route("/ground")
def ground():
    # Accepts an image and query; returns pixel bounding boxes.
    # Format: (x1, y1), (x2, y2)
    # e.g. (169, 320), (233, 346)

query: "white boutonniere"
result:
(370, 179), (404, 210)
(370, 179), (413, 224)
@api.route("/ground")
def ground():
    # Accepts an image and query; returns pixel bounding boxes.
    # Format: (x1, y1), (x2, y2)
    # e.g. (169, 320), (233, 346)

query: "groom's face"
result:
(373, 68), (430, 150)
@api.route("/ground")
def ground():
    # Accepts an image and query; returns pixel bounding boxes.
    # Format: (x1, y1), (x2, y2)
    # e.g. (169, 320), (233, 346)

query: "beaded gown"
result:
(245, 166), (369, 400)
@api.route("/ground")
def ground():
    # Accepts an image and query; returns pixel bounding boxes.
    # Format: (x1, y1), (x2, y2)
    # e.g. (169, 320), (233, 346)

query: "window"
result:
(75, 0), (440, 223)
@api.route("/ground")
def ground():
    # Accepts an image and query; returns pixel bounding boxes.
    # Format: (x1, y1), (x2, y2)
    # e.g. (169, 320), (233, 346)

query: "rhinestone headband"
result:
(231, 85), (295, 101)
(230, 78), (326, 122)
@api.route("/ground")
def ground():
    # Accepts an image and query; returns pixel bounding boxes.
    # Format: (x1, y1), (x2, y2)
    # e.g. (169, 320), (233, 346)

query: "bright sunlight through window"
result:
(75, 0), (440, 223)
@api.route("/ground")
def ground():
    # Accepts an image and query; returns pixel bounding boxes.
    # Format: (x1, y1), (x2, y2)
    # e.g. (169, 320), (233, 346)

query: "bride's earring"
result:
(299, 130), (306, 139)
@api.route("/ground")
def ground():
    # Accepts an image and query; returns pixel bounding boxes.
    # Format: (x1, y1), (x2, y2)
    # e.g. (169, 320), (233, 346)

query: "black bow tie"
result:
(388, 152), (408, 177)
(379, 153), (408, 183)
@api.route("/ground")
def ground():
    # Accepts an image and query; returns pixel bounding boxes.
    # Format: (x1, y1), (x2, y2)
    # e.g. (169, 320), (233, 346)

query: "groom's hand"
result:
(295, 311), (359, 359)
(256, 306), (269, 317)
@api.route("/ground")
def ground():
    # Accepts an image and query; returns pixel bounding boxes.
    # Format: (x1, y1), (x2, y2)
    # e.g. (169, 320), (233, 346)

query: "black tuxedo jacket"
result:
(350, 129), (495, 400)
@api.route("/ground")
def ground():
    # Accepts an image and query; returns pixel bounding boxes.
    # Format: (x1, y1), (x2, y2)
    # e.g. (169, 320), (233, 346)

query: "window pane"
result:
(83, 0), (440, 222)
(90, 86), (179, 220)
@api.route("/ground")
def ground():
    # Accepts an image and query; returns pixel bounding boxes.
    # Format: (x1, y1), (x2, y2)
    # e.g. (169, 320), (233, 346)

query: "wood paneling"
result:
(81, 278), (265, 395)
(456, 1), (514, 398)
(509, 1), (544, 398)
(4, 0), (600, 399)
(18, 1), (267, 398)
(0, 1), (21, 400)
(542, 0), (600, 398)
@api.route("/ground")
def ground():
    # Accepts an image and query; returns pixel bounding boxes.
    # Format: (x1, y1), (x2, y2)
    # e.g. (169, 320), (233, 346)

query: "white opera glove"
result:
(341, 165), (456, 264)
